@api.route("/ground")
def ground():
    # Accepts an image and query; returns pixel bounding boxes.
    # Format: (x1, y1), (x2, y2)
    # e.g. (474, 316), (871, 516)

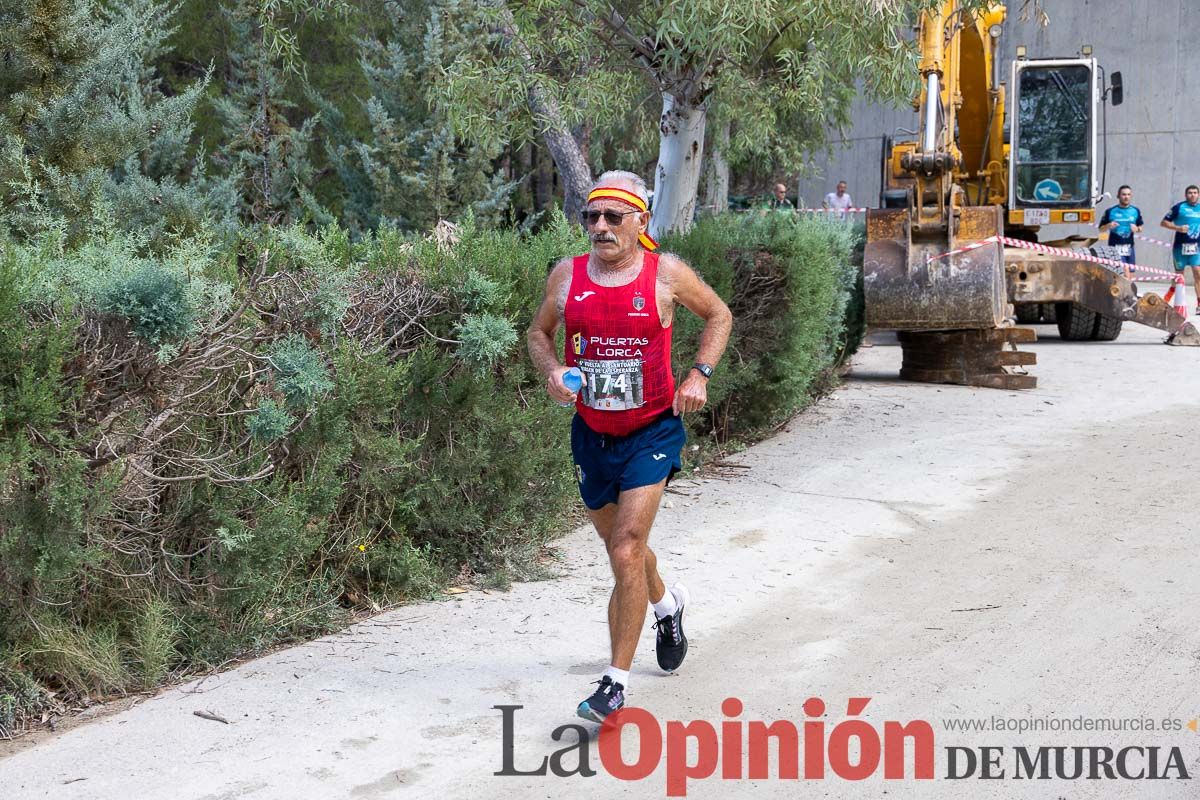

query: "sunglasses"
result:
(580, 209), (641, 227)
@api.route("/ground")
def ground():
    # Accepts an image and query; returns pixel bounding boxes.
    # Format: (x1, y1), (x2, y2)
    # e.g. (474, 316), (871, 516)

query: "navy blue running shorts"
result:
(570, 412), (686, 510)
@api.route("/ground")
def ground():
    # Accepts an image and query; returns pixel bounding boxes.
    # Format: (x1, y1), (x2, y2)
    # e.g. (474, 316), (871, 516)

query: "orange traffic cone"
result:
(1170, 275), (1188, 319)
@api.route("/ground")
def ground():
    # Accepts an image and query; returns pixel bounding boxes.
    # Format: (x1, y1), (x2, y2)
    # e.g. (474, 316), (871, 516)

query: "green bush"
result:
(266, 335), (334, 410)
(0, 660), (53, 739)
(455, 312), (519, 374)
(0, 211), (862, 735)
(129, 597), (182, 688)
(247, 399), (296, 442)
(455, 269), (504, 313)
(666, 213), (862, 444)
(99, 264), (194, 345)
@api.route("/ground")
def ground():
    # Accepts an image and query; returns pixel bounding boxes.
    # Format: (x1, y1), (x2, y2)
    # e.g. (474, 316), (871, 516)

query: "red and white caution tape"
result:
(998, 236), (1178, 279)
(1134, 234), (1174, 249)
(923, 234), (1179, 281)
(923, 235), (1002, 263)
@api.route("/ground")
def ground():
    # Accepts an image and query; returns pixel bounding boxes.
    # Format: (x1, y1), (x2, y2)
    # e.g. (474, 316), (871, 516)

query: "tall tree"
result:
(209, 1), (333, 227)
(493, 4), (593, 224)
(0, 0), (213, 243)
(446, 0), (939, 237)
(437, 2), (653, 223)
(334, 0), (516, 233)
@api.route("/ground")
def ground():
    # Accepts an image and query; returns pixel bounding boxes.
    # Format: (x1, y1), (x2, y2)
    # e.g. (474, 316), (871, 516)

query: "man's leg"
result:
(1191, 266), (1200, 311)
(587, 503), (620, 637)
(588, 502), (668, 643)
(587, 480), (668, 671)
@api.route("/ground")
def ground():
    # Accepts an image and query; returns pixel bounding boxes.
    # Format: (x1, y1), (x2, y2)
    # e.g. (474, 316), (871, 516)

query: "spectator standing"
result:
(823, 180), (854, 220)
(768, 182), (794, 211)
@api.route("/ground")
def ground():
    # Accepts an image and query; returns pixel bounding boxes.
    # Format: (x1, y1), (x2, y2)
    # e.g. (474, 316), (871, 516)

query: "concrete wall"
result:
(795, 0), (1199, 271)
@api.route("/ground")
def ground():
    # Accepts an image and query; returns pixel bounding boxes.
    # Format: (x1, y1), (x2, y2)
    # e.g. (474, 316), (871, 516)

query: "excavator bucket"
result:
(864, 206), (1008, 330)
(865, 206), (1039, 389)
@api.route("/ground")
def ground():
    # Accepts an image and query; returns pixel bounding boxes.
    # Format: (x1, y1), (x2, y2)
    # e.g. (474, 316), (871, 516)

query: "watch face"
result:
(694, 364), (712, 378)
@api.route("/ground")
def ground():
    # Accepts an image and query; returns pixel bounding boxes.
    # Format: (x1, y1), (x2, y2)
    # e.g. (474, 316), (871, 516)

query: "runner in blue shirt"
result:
(1161, 185), (1200, 315)
(1098, 185), (1143, 277)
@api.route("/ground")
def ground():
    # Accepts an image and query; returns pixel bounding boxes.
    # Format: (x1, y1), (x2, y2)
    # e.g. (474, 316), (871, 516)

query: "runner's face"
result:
(1188, 188), (1199, 205)
(837, 183), (846, 196)
(586, 198), (645, 260)
(1118, 189), (1131, 205)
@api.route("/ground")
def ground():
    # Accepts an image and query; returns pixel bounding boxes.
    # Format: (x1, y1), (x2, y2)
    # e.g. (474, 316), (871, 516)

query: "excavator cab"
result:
(1007, 57), (1100, 229)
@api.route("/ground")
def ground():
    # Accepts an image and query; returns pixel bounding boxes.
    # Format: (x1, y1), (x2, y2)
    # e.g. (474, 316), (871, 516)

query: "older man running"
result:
(527, 170), (732, 721)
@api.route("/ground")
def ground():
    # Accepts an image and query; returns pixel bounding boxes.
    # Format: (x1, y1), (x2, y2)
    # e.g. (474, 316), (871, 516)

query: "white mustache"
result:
(591, 233), (617, 243)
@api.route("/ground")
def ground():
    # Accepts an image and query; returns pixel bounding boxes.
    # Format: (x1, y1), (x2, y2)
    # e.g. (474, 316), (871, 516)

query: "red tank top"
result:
(564, 252), (674, 436)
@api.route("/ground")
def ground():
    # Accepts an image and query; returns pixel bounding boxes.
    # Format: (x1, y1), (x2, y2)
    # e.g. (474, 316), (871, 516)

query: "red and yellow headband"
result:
(586, 187), (659, 251)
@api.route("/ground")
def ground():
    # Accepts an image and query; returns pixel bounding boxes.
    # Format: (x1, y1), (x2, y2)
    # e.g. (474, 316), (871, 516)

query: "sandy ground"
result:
(2, 322), (1199, 799)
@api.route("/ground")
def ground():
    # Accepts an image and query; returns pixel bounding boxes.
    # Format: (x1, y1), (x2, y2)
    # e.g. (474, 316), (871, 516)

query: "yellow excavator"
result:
(866, 0), (1199, 389)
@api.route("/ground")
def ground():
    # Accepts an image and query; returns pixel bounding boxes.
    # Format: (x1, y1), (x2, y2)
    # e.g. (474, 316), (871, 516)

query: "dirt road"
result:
(3, 323), (1199, 799)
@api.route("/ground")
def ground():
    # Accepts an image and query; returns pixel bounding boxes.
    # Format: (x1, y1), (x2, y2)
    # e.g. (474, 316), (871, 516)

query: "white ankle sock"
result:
(651, 587), (678, 619)
(603, 666), (630, 689)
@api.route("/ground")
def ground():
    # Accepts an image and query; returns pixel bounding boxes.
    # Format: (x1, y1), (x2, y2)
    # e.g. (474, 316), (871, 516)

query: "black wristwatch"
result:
(691, 363), (713, 379)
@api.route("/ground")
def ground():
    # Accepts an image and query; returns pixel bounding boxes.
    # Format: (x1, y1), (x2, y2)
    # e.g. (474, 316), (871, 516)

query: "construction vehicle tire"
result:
(1089, 243), (1124, 262)
(1055, 302), (1098, 340)
(1040, 303), (1057, 324)
(1093, 314), (1123, 341)
(1086, 244), (1125, 341)
(1015, 304), (1041, 324)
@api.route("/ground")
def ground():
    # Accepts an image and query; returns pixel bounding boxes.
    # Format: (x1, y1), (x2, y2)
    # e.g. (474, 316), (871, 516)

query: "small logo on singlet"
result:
(632, 294), (645, 311)
(651, 453), (666, 461)
(573, 290), (596, 302)
(571, 332), (587, 355)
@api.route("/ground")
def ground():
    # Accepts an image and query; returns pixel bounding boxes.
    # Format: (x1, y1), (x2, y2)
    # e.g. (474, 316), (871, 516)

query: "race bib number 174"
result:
(577, 358), (645, 411)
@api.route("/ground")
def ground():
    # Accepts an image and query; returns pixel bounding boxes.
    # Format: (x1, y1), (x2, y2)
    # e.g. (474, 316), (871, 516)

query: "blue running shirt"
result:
(1164, 201), (1200, 246)
(1099, 204), (1143, 246)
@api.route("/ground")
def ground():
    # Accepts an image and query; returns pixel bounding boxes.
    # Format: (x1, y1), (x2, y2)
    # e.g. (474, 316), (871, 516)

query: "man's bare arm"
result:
(527, 259), (575, 402)
(660, 254), (732, 414)
(664, 254), (733, 366)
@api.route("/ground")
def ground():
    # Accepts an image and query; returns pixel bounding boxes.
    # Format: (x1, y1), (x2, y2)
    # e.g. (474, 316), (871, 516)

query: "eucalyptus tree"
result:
(445, 0), (937, 237)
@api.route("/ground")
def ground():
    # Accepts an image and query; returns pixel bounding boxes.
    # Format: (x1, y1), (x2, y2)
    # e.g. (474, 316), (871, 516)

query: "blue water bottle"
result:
(558, 367), (583, 407)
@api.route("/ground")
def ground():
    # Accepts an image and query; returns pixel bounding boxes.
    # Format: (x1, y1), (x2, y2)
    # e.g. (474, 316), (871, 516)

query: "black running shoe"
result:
(577, 676), (625, 722)
(653, 583), (690, 672)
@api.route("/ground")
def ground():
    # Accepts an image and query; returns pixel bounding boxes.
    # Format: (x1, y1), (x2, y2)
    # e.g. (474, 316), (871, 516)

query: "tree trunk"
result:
(526, 88), (592, 224)
(650, 92), (707, 240)
(515, 142), (533, 217)
(534, 142), (553, 211)
(496, 6), (592, 223)
(572, 121), (592, 155)
(703, 119), (730, 216)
